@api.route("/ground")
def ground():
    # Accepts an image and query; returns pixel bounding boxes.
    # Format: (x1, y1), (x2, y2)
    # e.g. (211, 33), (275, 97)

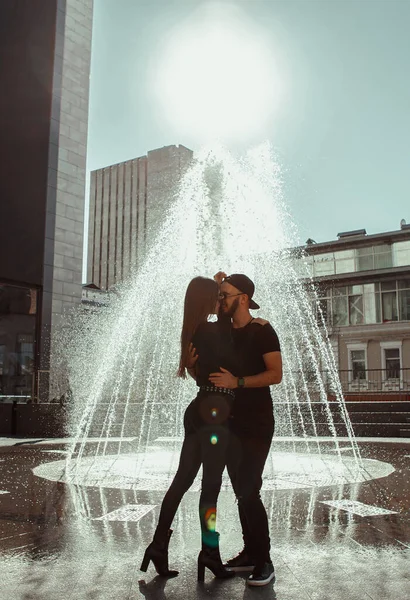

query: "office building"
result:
(87, 145), (193, 289)
(0, 0), (93, 402)
(303, 222), (410, 398)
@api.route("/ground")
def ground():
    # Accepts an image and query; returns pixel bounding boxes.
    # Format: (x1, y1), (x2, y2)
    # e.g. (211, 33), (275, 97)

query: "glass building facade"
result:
(305, 240), (410, 278)
(0, 283), (38, 399)
(304, 232), (410, 393)
(316, 279), (410, 327)
(0, 0), (92, 404)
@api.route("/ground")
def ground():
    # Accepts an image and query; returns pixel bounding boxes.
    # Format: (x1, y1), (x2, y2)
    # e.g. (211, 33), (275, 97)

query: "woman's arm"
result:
(186, 343), (198, 380)
(187, 367), (196, 380)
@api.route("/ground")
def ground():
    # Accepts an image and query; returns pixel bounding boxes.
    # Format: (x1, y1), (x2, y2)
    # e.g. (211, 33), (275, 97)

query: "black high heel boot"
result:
(197, 533), (235, 582)
(140, 529), (179, 577)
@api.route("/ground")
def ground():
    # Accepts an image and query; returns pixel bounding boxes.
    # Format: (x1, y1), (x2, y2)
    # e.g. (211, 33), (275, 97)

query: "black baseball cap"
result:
(223, 274), (260, 310)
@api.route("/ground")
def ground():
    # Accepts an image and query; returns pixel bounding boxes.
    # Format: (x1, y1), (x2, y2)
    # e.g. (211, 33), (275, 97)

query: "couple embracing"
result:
(140, 272), (282, 587)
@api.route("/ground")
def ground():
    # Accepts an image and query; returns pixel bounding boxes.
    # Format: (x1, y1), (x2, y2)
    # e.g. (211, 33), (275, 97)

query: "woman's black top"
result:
(191, 321), (238, 386)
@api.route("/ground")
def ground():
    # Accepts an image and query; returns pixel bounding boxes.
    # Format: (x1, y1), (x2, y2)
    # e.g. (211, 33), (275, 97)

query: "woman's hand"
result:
(186, 343), (198, 369)
(213, 271), (227, 285)
(209, 367), (237, 389)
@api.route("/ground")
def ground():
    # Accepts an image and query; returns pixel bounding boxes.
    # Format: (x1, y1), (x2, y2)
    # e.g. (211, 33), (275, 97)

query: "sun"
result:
(151, 6), (282, 143)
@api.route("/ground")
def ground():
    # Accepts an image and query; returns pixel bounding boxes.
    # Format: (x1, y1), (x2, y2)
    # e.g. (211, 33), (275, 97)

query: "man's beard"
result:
(224, 297), (240, 318)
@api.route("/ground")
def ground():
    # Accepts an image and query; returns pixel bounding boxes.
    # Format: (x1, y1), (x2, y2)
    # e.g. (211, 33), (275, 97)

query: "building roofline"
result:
(90, 144), (193, 173)
(300, 228), (410, 255)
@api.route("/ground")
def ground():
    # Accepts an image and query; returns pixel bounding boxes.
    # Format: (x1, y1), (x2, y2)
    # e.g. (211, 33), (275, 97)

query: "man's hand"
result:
(208, 367), (237, 389)
(186, 343), (198, 369)
(213, 271), (228, 285)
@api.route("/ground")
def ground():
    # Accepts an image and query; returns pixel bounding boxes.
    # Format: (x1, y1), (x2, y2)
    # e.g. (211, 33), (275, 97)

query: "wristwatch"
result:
(237, 377), (245, 388)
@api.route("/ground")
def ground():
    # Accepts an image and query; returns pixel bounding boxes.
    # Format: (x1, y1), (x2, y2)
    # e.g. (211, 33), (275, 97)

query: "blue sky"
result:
(86, 0), (410, 245)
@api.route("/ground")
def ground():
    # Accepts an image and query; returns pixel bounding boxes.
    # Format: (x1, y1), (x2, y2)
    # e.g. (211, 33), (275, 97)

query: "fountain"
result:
(37, 143), (396, 514)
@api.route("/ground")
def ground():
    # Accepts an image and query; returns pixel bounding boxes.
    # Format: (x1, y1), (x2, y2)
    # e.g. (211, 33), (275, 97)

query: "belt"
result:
(199, 385), (235, 399)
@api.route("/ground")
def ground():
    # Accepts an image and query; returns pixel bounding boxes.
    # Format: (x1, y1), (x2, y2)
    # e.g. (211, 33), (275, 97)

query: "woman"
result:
(140, 276), (237, 581)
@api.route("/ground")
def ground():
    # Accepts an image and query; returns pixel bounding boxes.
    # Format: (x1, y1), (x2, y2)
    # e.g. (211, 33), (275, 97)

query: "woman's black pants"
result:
(154, 393), (231, 547)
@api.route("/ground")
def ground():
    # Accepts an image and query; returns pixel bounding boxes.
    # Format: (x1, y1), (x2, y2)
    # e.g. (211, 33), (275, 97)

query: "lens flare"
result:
(210, 435), (218, 445)
(204, 507), (216, 531)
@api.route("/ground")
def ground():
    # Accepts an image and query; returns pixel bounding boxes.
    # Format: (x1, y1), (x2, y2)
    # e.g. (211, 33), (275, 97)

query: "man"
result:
(209, 272), (282, 587)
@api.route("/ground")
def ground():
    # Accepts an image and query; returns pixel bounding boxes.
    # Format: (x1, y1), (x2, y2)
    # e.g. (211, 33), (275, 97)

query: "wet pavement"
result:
(0, 437), (409, 599)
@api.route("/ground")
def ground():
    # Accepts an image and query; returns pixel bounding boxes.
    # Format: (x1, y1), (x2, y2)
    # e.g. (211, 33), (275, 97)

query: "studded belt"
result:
(199, 385), (235, 399)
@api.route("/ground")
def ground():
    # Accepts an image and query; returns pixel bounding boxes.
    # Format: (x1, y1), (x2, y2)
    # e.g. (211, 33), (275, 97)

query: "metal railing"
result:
(337, 368), (410, 395)
(0, 373), (34, 403)
(287, 368), (410, 397)
(1, 368), (409, 404)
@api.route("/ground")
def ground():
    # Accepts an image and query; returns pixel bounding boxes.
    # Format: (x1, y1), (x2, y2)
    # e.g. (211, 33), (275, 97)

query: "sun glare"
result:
(151, 5), (282, 143)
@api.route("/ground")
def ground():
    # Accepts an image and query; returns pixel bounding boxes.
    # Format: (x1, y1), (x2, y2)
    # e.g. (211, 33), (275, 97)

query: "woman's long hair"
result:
(178, 277), (219, 378)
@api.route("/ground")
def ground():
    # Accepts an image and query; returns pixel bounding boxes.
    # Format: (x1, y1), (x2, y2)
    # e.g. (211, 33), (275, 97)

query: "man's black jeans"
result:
(227, 429), (274, 566)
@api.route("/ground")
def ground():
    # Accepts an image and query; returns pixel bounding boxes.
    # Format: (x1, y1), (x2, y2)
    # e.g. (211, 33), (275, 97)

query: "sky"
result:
(86, 0), (410, 247)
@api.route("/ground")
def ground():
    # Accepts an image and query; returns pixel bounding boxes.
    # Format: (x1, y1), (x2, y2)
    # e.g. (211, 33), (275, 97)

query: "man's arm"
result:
(208, 351), (282, 388)
(240, 351), (282, 387)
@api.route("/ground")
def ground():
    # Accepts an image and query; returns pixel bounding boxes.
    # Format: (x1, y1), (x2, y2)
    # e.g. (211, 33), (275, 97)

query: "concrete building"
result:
(87, 145), (193, 289)
(0, 0), (93, 402)
(302, 222), (410, 399)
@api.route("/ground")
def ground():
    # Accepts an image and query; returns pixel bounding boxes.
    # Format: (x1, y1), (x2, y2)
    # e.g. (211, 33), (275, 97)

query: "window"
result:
(373, 245), (393, 269)
(398, 280), (410, 321)
(381, 342), (402, 388)
(382, 291), (398, 321)
(385, 348), (400, 380)
(393, 240), (410, 267)
(399, 289), (410, 320)
(347, 344), (368, 390)
(302, 255), (314, 278)
(349, 295), (364, 325)
(348, 285), (364, 325)
(347, 342), (367, 389)
(0, 284), (37, 397)
(317, 297), (330, 325)
(356, 245), (393, 271)
(379, 282), (398, 321)
(332, 295), (348, 326)
(356, 247), (373, 271)
(314, 279), (410, 327)
(351, 350), (366, 380)
(313, 253), (335, 276)
(16, 334), (34, 376)
(334, 249), (355, 274)
(381, 281), (396, 291)
(315, 286), (331, 327)
(363, 283), (378, 324)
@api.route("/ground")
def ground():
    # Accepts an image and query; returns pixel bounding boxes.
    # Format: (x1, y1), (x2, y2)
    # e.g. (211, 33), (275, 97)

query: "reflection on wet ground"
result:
(0, 438), (409, 599)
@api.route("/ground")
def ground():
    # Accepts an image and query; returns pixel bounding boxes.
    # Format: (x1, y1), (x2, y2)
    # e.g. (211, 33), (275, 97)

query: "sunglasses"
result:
(218, 292), (244, 300)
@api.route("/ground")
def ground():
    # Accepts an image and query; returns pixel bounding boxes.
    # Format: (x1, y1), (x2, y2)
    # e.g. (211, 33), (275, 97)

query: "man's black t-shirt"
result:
(230, 320), (281, 438)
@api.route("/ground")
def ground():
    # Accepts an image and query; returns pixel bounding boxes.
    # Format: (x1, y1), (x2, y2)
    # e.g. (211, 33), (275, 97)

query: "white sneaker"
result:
(247, 562), (275, 586)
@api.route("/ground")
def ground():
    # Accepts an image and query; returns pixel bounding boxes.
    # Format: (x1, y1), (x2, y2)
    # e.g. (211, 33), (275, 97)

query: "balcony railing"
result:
(338, 368), (410, 395)
(288, 368), (410, 398)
